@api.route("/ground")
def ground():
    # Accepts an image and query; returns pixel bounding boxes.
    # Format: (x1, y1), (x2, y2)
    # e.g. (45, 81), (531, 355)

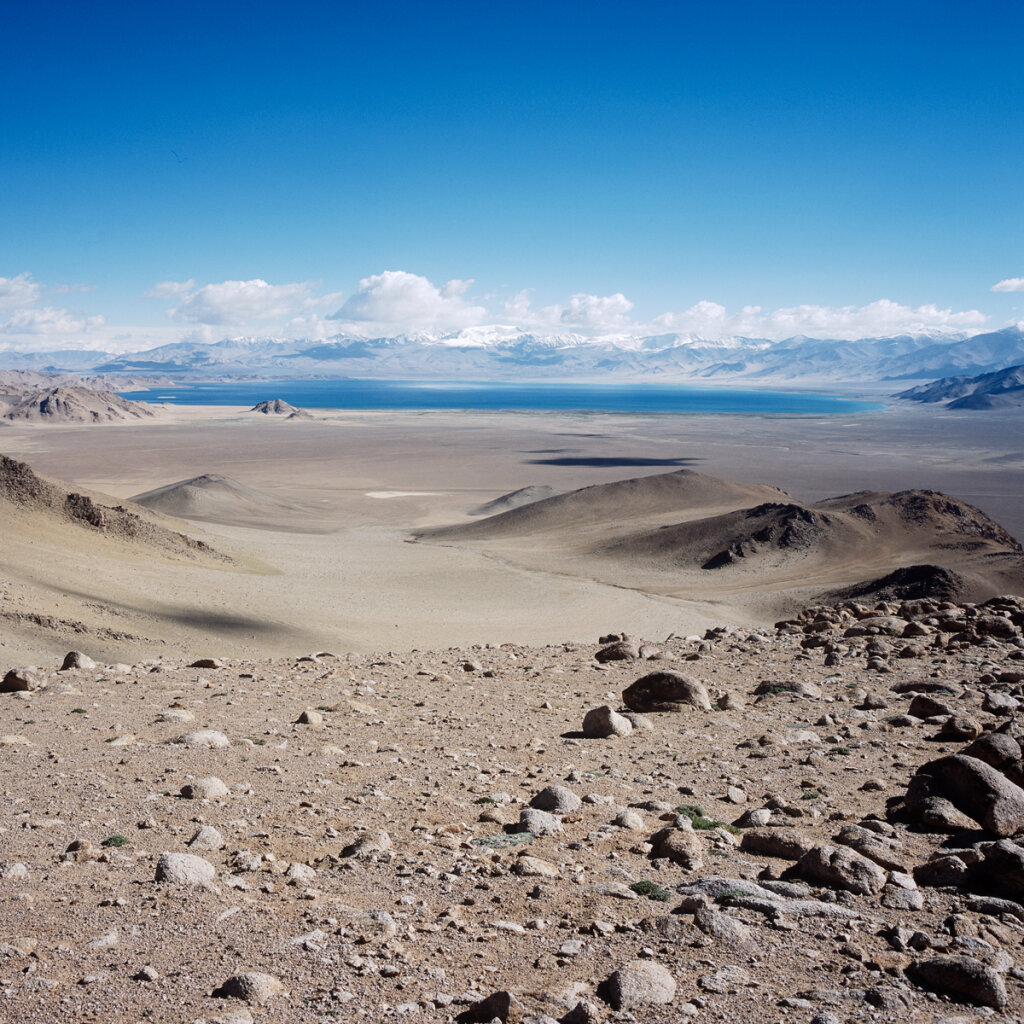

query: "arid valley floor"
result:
(2, 401), (1024, 1023)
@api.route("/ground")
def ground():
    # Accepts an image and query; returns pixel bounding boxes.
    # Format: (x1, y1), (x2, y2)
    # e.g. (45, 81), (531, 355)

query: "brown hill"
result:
(597, 488), (1024, 604)
(129, 473), (324, 531)
(0, 455), (226, 561)
(250, 398), (313, 419)
(419, 469), (789, 541)
(418, 469), (1024, 612)
(3, 386), (155, 423)
(469, 484), (561, 516)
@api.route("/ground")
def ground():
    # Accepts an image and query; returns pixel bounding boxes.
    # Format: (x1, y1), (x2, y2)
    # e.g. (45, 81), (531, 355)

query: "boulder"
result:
(582, 705), (633, 738)
(155, 852), (216, 886)
(601, 960), (676, 1010)
(623, 671), (711, 713)
(796, 844), (887, 895)
(906, 956), (1006, 1009)
(911, 755), (1024, 837)
(60, 651), (96, 671)
(649, 826), (703, 870)
(212, 972), (284, 1005)
(530, 785), (581, 815)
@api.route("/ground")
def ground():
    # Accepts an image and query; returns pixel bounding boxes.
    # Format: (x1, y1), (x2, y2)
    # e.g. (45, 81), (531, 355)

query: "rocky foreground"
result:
(3, 597), (1024, 1023)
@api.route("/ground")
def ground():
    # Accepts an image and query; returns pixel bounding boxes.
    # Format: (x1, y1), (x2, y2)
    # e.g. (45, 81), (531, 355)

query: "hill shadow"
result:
(523, 456), (701, 468)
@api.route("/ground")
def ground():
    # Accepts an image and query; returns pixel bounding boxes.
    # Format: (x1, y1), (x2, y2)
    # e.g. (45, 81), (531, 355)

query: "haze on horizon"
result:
(2, 0), (1023, 354)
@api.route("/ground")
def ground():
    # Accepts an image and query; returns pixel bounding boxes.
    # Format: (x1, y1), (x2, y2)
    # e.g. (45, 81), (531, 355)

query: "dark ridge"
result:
(825, 564), (968, 604)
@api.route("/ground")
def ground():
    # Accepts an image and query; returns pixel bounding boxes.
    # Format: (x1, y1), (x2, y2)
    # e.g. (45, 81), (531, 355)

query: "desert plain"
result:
(2, 399), (1024, 1024)
(0, 400), (1022, 666)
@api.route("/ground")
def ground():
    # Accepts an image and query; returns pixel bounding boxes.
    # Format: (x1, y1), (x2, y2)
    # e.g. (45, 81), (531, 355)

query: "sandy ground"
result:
(0, 403), (1021, 664)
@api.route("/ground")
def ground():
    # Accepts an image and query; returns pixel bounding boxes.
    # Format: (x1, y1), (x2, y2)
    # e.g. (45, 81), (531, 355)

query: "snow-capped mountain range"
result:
(1, 324), (1022, 387)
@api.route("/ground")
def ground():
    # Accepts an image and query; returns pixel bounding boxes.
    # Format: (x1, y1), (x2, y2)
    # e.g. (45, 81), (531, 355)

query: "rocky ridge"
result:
(2, 595), (1024, 1020)
(2, 386), (155, 423)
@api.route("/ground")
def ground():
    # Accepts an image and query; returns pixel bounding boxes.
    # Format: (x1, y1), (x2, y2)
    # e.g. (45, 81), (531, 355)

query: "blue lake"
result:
(120, 379), (883, 415)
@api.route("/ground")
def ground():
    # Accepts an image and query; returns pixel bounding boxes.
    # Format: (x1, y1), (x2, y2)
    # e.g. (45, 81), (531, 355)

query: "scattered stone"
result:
(180, 729), (231, 749)
(530, 785), (581, 815)
(60, 651), (96, 671)
(155, 852), (216, 886)
(601, 960), (676, 1009)
(212, 972), (284, 1004)
(181, 776), (230, 800)
(796, 844), (887, 895)
(582, 705), (633, 738)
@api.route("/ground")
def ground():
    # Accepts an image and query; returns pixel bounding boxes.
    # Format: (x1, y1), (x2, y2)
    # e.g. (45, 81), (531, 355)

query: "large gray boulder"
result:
(796, 844), (887, 895)
(910, 754), (1024, 837)
(602, 960), (676, 1009)
(906, 956), (1006, 1009)
(582, 705), (633, 738)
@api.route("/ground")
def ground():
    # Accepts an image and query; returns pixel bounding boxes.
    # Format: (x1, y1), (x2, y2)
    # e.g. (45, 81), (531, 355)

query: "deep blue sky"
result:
(2, 0), (1023, 347)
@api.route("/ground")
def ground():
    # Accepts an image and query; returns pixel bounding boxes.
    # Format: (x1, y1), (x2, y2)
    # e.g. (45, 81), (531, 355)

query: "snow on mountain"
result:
(2, 325), (1022, 387)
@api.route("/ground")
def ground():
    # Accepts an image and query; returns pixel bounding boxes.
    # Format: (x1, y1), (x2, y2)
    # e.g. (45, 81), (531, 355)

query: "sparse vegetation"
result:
(629, 880), (672, 901)
(675, 803), (742, 834)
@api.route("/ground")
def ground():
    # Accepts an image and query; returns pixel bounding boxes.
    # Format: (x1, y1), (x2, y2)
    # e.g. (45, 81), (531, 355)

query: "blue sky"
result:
(2, 0), (1023, 349)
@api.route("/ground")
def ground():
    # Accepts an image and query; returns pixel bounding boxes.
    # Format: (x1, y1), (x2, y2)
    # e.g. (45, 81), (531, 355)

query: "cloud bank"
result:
(652, 298), (987, 341)
(154, 278), (341, 325)
(0, 267), (999, 351)
(330, 271), (486, 332)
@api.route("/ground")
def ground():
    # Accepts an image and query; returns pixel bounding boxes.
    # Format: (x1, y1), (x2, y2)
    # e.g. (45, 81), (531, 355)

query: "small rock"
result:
(212, 972), (284, 1005)
(60, 651), (96, 671)
(530, 785), (581, 815)
(602, 960), (676, 1009)
(188, 825), (226, 851)
(180, 729), (230, 749)
(582, 705), (633, 738)
(155, 852), (216, 886)
(181, 776), (230, 800)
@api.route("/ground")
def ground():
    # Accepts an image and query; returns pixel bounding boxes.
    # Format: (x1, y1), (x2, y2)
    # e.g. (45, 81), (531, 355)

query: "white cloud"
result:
(0, 273), (42, 309)
(163, 278), (323, 325)
(502, 289), (635, 333)
(992, 277), (1024, 293)
(0, 307), (105, 335)
(652, 298), (986, 341)
(145, 279), (196, 299)
(331, 271), (486, 331)
(558, 292), (634, 329)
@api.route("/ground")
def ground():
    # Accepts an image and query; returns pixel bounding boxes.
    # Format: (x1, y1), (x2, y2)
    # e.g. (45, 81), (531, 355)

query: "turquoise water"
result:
(120, 379), (882, 415)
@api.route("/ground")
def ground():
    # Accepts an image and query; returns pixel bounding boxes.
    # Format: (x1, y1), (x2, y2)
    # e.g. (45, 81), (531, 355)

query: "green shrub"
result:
(629, 880), (672, 902)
